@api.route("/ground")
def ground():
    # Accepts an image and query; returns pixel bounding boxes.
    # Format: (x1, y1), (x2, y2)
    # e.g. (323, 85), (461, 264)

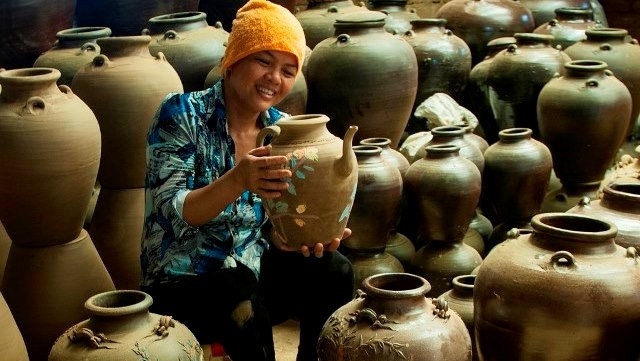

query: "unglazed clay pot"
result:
(49, 290), (202, 361)
(0, 68), (101, 247)
(425, 125), (485, 173)
(481, 128), (552, 225)
(533, 7), (602, 50)
(256, 114), (358, 248)
(143, 11), (229, 92)
(318, 272), (472, 361)
(434, 0), (535, 65)
(486, 32), (571, 138)
(346, 251), (404, 291)
(439, 275), (477, 361)
(475, 213), (640, 361)
(564, 28), (640, 137)
(295, 0), (367, 49)
(33, 27), (112, 86)
(343, 145), (403, 252)
(366, 0), (420, 35)
(518, 0), (593, 26)
(71, 35), (183, 189)
(568, 182), (640, 251)
(306, 11), (418, 149)
(360, 137), (410, 178)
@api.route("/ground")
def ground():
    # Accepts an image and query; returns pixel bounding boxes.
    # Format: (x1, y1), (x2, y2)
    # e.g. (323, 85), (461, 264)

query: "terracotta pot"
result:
(344, 145), (403, 252)
(401, 18), (472, 133)
(537, 60), (631, 191)
(71, 35), (184, 189)
(295, 0), (367, 49)
(0, 291), (29, 361)
(0, 68), (101, 247)
(0, 0), (76, 70)
(434, 0), (535, 65)
(346, 251), (404, 291)
(33, 27), (112, 86)
(74, 0), (200, 36)
(360, 137), (410, 177)
(464, 36), (517, 144)
(425, 125), (485, 173)
(439, 275), (477, 361)
(405, 144), (482, 244)
(487, 32), (571, 138)
(564, 27), (640, 137)
(533, 7), (602, 50)
(2, 229), (115, 361)
(318, 272), (472, 361)
(568, 182), (640, 251)
(49, 290), (202, 361)
(475, 212), (640, 360)
(367, 0), (420, 34)
(306, 10), (418, 149)
(256, 114), (358, 249)
(143, 11), (229, 92)
(481, 128), (552, 225)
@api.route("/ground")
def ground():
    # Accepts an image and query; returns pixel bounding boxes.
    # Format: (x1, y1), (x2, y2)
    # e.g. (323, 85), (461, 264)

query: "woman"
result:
(139, 1), (355, 361)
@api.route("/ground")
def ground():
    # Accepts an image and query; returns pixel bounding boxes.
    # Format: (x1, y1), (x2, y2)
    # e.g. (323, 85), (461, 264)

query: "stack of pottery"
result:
(342, 145), (405, 289)
(143, 11), (229, 92)
(0, 67), (115, 361)
(538, 60), (631, 212)
(71, 35), (184, 290)
(405, 144), (483, 297)
(306, 10), (418, 149)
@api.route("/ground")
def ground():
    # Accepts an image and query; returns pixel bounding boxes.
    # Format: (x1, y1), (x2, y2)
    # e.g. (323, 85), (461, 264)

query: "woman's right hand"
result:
(235, 144), (292, 199)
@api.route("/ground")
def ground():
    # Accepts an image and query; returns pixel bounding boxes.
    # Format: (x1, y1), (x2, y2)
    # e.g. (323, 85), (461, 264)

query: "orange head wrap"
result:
(220, 0), (306, 75)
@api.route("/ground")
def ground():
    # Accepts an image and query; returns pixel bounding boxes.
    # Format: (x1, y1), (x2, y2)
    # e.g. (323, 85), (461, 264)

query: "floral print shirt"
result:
(140, 80), (284, 286)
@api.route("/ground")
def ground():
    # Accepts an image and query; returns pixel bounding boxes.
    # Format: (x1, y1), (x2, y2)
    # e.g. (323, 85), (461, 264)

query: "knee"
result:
(230, 299), (254, 328)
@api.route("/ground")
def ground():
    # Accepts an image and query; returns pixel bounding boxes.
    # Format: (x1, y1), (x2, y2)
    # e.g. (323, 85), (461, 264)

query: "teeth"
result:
(257, 86), (275, 96)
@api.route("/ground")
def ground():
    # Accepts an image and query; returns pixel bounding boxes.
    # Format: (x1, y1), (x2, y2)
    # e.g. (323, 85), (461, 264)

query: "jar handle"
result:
(550, 250), (576, 269)
(23, 96), (46, 115)
(256, 125), (281, 148)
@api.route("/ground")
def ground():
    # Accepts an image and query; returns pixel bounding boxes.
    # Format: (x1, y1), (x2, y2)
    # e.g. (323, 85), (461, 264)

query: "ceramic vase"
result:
(143, 11), (229, 92)
(475, 212), (640, 360)
(306, 11), (418, 149)
(425, 125), (485, 173)
(49, 290), (202, 361)
(256, 114), (358, 249)
(318, 272), (472, 361)
(0, 67), (101, 247)
(33, 27), (112, 86)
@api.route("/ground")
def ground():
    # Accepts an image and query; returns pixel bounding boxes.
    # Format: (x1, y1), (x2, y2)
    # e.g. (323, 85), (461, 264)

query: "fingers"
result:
(314, 243), (324, 258)
(301, 245), (311, 257)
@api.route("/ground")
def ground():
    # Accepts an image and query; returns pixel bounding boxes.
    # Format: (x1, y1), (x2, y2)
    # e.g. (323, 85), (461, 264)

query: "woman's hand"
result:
(234, 145), (292, 199)
(271, 227), (352, 258)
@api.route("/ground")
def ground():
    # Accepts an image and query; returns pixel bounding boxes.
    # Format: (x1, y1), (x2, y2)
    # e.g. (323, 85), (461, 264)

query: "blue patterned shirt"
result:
(141, 80), (285, 286)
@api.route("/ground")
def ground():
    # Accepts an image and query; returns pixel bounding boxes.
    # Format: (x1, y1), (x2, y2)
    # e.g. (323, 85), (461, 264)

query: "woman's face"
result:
(225, 50), (298, 113)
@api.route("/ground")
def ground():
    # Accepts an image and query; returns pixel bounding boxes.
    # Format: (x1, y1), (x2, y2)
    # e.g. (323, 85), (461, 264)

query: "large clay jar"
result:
(401, 18), (472, 131)
(256, 114), (358, 249)
(0, 0), (76, 70)
(346, 251), (404, 291)
(71, 35), (183, 189)
(0, 291), (29, 361)
(0, 68), (101, 247)
(434, 0), (535, 66)
(2, 229), (115, 361)
(295, 0), (367, 49)
(318, 272), (472, 361)
(366, 0), (420, 35)
(568, 182), (640, 251)
(49, 290), (203, 361)
(481, 128), (552, 226)
(306, 11), (419, 149)
(425, 125), (485, 173)
(564, 28), (640, 137)
(486, 32), (571, 138)
(74, 0), (200, 36)
(537, 59), (631, 211)
(33, 27), (112, 86)
(474, 212), (640, 360)
(518, 0), (594, 26)
(143, 11), (229, 92)
(464, 36), (516, 144)
(533, 7), (601, 50)
(439, 275), (477, 361)
(343, 145), (403, 253)
(360, 137), (410, 177)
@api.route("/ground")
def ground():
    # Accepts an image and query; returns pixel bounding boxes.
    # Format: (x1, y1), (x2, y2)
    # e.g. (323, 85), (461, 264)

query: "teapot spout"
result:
(336, 125), (358, 177)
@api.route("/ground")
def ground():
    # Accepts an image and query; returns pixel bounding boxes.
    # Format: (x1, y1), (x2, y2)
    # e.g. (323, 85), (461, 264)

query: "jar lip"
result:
(564, 59), (608, 71)
(363, 272), (431, 298)
(85, 290), (153, 316)
(531, 212), (617, 242)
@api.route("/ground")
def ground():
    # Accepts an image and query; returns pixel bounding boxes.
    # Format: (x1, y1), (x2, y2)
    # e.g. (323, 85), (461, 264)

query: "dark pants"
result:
(141, 248), (354, 361)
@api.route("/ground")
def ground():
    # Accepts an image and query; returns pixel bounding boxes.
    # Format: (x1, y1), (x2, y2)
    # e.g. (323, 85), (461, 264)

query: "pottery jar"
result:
(346, 251), (405, 291)
(295, 0), (367, 49)
(533, 7), (602, 50)
(306, 11), (418, 149)
(256, 114), (358, 249)
(366, 0), (420, 35)
(439, 275), (477, 361)
(475, 212), (640, 360)
(143, 11), (229, 92)
(49, 290), (202, 361)
(33, 27), (113, 86)
(425, 125), (485, 173)
(564, 27), (640, 137)
(518, 0), (594, 26)
(318, 272), (472, 361)
(0, 68), (101, 247)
